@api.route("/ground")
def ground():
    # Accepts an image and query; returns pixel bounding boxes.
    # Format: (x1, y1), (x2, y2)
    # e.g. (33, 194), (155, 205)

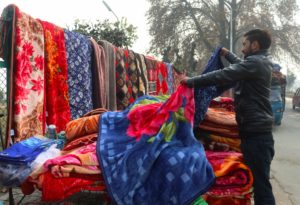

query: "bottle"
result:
(47, 124), (57, 139)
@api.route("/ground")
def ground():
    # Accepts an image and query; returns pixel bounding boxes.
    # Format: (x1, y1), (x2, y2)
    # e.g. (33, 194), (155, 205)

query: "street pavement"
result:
(271, 171), (293, 205)
(270, 97), (300, 205)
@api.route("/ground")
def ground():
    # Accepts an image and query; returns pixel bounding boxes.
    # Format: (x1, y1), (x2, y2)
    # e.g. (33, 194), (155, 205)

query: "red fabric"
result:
(202, 195), (251, 205)
(41, 171), (106, 201)
(13, 6), (46, 141)
(156, 62), (169, 95)
(40, 20), (71, 132)
(63, 133), (98, 151)
(126, 85), (194, 141)
(210, 97), (235, 112)
(206, 151), (253, 197)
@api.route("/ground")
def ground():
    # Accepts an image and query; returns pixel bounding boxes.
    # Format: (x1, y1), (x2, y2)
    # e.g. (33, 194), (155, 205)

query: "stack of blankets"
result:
(0, 137), (63, 187)
(22, 108), (109, 202)
(196, 98), (240, 152)
(195, 97), (253, 205)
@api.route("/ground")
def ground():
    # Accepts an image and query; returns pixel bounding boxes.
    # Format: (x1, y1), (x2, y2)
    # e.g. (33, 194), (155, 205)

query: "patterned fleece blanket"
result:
(194, 47), (234, 126)
(96, 85), (215, 205)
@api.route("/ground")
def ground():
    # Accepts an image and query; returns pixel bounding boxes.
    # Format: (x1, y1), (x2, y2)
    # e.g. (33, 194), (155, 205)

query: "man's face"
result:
(241, 37), (253, 58)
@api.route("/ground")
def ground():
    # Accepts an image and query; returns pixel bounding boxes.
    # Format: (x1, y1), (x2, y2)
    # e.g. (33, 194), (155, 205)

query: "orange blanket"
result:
(205, 107), (237, 127)
(65, 114), (99, 141)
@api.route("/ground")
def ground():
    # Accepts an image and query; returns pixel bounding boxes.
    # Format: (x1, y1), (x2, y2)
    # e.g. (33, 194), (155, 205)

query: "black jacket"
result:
(187, 50), (273, 133)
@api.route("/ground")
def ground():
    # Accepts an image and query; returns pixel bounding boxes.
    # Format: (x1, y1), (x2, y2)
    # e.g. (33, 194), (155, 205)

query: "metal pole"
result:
(102, 0), (119, 22)
(224, 1), (233, 52)
(224, 1), (234, 98)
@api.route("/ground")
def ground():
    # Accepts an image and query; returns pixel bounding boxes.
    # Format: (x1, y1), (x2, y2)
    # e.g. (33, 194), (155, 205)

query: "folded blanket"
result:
(198, 121), (239, 138)
(40, 171), (106, 201)
(202, 195), (251, 205)
(206, 151), (253, 197)
(209, 97), (235, 112)
(97, 85), (215, 205)
(63, 133), (97, 151)
(0, 136), (63, 187)
(65, 114), (100, 141)
(205, 107), (237, 127)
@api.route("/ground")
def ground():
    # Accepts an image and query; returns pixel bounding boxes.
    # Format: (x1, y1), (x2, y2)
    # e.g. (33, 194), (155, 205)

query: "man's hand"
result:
(179, 76), (194, 87)
(220, 47), (229, 56)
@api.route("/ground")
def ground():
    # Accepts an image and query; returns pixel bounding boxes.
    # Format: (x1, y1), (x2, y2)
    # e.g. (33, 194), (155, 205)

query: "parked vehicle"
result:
(269, 64), (286, 125)
(292, 88), (300, 109)
(270, 85), (284, 125)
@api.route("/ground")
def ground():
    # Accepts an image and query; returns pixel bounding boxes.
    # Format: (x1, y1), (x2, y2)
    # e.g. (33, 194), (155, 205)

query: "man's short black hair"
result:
(244, 29), (272, 50)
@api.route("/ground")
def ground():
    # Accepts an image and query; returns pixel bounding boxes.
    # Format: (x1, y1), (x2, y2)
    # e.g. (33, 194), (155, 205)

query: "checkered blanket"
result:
(96, 85), (215, 205)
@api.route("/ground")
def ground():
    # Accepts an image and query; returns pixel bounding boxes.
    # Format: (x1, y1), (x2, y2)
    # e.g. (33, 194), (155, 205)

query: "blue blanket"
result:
(97, 83), (215, 204)
(64, 29), (93, 119)
(194, 47), (231, 126)
(0, 137), (63, 187)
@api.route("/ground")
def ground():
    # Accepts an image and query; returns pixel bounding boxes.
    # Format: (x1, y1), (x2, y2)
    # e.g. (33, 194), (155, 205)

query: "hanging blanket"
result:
(90, 38), (107, 109)
(166, 63), (174, 94)
(194, 47), (234, 126)
(39, 20), (70, 132)
(97, 85), (215, 205)
(99, 40), (117, 111)
(115, 48), (139, 110)
(64, 29), (93, 119)
(156, 61), (169, 95)
(135, 53), (148, 96)
(0, 5), (16, 148)
(12, 5), (45, 141)
(144, 56), (158, 94)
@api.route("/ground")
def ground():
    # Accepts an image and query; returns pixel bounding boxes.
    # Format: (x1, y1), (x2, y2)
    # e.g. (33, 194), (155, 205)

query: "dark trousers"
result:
(240, 132), (275, 205)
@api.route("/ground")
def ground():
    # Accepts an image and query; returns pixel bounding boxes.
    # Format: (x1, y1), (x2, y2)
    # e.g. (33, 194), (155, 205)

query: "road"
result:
(271, 97), (300, 205)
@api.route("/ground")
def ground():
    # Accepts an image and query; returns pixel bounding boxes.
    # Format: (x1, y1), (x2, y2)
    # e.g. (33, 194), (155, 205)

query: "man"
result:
(181, 29), (275, 205)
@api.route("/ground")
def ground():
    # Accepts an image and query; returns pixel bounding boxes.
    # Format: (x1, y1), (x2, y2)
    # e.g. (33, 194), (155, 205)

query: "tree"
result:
(147, 0), (300, 74)
(69, 18), (138, 47)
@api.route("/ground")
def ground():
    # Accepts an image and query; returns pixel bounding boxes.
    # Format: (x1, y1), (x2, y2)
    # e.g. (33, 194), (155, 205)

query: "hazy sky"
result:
(0, 0), (151, 54)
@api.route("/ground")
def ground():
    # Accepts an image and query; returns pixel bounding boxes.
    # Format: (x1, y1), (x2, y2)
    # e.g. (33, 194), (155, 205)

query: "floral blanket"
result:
(96, 85), (215, 205)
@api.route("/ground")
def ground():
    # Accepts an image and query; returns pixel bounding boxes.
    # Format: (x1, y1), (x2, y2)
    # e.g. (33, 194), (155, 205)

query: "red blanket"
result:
(206, 151), (253, 197)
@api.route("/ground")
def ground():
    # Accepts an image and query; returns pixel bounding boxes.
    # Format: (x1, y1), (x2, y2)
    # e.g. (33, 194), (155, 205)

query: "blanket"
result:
(11, 5), (46, 141)
(97, 85), (215, 205)
(206, 151), (253, 197)
(0, 136), (63, 187)
(194, 47), (234, 126)
(64, 29), (93, 119)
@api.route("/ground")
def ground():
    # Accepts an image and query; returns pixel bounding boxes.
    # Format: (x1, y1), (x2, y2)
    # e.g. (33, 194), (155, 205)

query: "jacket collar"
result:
(250, 49), (269, 56)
